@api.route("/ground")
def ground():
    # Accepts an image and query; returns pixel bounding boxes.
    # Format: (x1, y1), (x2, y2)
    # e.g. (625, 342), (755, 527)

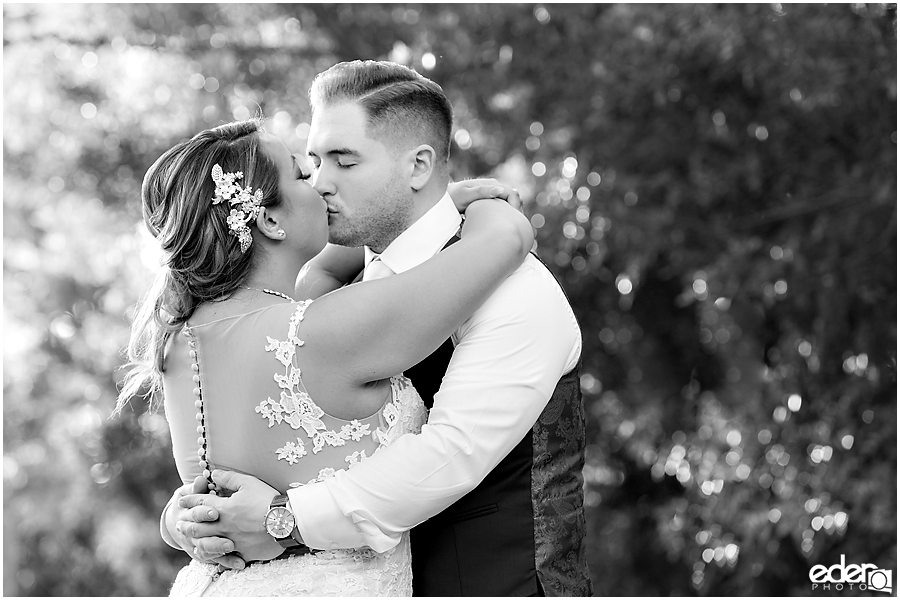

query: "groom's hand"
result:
(178, 470), (284, 563)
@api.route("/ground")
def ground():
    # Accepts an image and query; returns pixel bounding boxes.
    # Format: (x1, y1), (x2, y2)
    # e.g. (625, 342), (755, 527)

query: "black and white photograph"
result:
(3, 3), (896, 597)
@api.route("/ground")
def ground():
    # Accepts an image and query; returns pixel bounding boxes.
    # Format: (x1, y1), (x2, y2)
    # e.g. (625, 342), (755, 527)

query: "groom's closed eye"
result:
(310, 148), (361, 170)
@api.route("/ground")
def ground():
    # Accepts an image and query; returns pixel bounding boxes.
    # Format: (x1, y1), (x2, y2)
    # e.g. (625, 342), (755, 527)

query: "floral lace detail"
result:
(378, 377), (426, 444)
(257, 301), (426, 471)
(275, 438), (307, 465)
(255, 301), (353, 458)
(342, 420), (371, 442)
(170, 319), (426, 597)
(345, 449), (369, 468)
(170, 535), (413, 597)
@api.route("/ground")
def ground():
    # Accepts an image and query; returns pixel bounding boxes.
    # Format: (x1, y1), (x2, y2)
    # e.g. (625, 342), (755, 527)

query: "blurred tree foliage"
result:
(3, 3), (896, 596)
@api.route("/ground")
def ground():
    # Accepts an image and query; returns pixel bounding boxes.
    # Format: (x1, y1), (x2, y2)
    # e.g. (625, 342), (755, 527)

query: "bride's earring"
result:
(277, 229), (285, 238)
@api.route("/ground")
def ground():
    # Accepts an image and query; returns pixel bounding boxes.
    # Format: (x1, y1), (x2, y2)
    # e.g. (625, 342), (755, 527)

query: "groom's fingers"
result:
(210, 469), (249, 493)
(179, 520), (227, 540)
(213, 554), (246, 571)
(182, 504), (219, 523)
(178, 493), (220, 517)
(191, 536), (239, 562)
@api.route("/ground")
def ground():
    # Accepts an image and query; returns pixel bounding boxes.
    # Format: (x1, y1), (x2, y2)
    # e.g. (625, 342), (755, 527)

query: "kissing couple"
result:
(118, 59), (592, 597)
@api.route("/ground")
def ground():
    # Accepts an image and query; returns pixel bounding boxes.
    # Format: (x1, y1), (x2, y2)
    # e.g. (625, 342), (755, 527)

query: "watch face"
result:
(265, 506), (295, 538)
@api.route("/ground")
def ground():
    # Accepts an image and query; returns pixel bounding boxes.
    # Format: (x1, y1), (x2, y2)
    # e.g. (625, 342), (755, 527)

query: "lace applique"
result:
(342, 420), (371, 442)
(256, 301), (358, 461)
(306, 466), (338, 484)
(275, 438), (307, 464)
(345, 449), (369, 468)
(170, 534), (414, 596)
(258, 301), (423, 471)
(171, 305), (428, 597)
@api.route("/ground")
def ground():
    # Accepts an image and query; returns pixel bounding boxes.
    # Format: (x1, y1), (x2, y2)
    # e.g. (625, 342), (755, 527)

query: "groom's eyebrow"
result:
(308, 148), (360, 159)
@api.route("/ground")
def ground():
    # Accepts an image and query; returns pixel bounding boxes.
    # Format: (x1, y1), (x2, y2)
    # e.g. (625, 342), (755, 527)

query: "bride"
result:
(116, 118), (532, 596)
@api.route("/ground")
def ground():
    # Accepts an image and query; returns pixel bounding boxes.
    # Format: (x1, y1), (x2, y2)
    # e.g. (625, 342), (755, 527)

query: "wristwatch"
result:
(264, 494), (305, 549)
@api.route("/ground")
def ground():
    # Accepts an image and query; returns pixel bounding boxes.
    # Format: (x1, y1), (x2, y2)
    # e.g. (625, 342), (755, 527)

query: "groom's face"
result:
(307, 101), (412, 252)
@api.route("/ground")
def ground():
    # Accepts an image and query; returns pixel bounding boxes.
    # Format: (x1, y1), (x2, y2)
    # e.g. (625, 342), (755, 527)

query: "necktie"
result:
(363, 256), (395, 281)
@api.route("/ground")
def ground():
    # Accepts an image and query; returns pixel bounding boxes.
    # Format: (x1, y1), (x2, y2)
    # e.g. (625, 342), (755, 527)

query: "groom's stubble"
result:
(327, 160), (415, 254)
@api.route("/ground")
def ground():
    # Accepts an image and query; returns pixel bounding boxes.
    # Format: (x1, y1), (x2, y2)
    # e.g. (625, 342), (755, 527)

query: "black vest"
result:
(401, 249), (593, 597)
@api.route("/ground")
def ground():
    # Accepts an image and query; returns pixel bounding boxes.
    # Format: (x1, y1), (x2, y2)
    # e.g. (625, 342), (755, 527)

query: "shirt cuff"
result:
(287, 483), (401, 554)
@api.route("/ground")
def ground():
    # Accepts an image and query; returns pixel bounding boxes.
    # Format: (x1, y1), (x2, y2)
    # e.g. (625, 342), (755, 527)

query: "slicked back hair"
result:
(309, 60), (453, 172)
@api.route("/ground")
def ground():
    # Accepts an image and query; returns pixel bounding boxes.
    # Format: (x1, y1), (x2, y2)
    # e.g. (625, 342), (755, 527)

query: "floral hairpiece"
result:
(211, 164), (264, 253)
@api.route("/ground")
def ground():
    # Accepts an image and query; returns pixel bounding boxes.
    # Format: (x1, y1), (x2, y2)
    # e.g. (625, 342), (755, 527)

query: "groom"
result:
(166, 60), (592, 596)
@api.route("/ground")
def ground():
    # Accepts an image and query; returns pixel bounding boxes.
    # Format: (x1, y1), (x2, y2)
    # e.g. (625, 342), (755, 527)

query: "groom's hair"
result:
(309, 60), (453, 173)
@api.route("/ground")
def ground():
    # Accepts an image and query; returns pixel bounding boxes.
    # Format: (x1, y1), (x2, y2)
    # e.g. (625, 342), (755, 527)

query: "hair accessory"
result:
(211, 164), (264, 253)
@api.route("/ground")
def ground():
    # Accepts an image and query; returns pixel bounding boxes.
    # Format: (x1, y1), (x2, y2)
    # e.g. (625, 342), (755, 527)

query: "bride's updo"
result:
(117, 118), (282, 411)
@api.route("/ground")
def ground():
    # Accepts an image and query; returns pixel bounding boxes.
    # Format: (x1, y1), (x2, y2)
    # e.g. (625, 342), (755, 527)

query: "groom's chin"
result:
(327, 229), (355, 247)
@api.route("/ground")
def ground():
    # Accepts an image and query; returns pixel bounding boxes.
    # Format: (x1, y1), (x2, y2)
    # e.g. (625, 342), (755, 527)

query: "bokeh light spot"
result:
(249, 59), (266, 75)
(210, 32), (227, 48)
(54, 43), (71, 60)
(80, 102), (97, 119)
(454, 129), (471, 150)
(82, 51), (99, 68)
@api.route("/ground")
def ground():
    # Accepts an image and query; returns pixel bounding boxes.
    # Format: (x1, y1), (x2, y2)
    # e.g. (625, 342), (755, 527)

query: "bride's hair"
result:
(116, 118), (282, 413)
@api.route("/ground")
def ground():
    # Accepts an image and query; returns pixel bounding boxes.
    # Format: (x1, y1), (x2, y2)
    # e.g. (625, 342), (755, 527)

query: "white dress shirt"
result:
(288, 192), (582, 552)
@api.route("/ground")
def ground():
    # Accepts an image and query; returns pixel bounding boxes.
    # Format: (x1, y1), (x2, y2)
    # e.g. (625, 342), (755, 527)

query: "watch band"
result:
(268, 495), (306, 550)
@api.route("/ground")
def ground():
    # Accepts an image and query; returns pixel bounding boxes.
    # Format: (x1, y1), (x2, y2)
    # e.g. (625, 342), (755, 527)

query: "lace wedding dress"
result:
(163, 300), (427, 596)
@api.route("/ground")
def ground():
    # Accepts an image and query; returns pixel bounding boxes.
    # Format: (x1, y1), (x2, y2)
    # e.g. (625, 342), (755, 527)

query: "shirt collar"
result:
(365, 192), (462, 274)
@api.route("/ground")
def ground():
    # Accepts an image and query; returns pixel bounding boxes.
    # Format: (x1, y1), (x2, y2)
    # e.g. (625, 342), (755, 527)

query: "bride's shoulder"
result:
(191, 298), (312, 326)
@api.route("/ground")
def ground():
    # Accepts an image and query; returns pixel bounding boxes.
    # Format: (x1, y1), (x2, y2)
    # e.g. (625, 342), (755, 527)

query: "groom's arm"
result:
(289, 256), (581, 551)
(176, 257), (579, 558)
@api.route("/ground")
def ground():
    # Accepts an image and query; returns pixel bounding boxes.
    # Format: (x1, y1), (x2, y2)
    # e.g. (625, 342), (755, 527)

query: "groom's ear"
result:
(406, 144), (436, 192)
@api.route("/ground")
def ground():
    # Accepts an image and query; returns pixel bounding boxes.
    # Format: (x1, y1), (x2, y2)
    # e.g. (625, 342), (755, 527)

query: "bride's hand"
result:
(169, 476), (246, 569)
(448, 178), (521, 212)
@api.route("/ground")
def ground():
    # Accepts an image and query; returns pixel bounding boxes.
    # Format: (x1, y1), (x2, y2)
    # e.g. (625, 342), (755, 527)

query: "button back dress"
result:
(164, 300), (426, 596)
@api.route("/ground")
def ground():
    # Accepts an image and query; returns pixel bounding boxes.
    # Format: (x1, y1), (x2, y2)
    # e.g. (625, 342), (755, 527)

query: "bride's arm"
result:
(294, 245), (364, 299)
(293, 181), (520, 300)
(306, 199), (533, 384)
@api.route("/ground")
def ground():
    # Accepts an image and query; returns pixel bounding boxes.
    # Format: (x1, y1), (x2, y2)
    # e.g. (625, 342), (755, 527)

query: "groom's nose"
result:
(312, 170), (334, 198)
